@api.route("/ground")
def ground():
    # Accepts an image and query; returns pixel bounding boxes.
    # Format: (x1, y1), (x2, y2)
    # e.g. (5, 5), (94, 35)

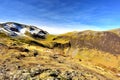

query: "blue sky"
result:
(0, 0), (120, 34)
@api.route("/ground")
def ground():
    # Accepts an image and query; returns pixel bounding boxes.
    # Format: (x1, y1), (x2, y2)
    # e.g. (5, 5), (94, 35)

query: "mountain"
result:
(0, 22), (48, 38)
(0, 22), (120, 80)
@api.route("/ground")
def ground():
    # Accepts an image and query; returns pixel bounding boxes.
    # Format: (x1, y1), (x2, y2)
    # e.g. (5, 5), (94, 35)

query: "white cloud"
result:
(39, 26), (76, 34)
(39, 24), (104, 34)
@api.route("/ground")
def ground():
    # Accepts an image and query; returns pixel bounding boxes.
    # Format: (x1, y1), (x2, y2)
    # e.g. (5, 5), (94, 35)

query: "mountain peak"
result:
(0, 22), (48, 38)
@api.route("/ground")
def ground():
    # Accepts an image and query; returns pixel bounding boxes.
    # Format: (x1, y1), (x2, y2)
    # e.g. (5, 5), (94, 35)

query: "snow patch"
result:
(20, 28), (27, 34)
(0, 28), (11, 34)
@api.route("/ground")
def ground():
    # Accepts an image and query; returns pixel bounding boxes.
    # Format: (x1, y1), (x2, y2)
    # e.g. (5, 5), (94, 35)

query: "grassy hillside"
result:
(0, 29), (120, 80)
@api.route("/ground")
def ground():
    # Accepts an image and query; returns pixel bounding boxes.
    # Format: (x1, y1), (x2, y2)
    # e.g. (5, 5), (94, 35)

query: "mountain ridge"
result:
(0, 22), (120, 80)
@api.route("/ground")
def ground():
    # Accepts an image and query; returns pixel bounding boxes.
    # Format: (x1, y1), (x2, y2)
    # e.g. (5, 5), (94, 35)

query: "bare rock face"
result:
(0, 22), (48, 38)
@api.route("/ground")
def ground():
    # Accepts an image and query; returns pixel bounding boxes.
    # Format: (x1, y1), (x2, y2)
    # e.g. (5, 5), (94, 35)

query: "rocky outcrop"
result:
(0, 61), (109, 80)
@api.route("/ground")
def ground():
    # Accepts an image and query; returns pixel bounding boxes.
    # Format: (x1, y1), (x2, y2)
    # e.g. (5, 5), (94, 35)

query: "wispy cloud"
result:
(0, 0), (120, 34)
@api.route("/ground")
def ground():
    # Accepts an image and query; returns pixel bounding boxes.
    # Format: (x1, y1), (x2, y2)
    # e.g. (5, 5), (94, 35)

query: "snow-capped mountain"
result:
(0, 22), (48, 38)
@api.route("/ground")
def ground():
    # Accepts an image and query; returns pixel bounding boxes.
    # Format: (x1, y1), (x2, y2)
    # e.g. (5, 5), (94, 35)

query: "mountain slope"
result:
(0, 22), (120, 80)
